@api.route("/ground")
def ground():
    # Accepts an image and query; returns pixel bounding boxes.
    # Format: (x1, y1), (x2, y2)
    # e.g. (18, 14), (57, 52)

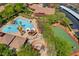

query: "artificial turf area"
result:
(52, 26), (79, 51)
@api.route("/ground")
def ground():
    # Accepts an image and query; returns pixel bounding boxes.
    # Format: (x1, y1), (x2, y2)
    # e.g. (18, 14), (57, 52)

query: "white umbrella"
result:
(26, 28), (30, 31)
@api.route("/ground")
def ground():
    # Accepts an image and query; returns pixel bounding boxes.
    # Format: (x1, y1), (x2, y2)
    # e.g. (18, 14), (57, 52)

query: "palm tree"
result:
(14, 3), (24, 12)
(18, 21), (23, 35)
(18, 26), (23, 33)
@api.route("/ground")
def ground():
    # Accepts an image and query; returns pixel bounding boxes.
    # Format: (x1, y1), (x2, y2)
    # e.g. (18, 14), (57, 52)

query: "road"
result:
(60, 5), (79, 38)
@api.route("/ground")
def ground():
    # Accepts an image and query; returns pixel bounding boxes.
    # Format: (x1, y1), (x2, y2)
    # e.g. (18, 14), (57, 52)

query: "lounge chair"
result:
(28, 30), (37, 36)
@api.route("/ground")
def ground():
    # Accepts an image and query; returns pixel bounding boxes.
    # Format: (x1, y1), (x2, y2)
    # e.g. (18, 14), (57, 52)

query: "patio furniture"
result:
(21, 30), (26, 36)
(28, 30), (37, 36)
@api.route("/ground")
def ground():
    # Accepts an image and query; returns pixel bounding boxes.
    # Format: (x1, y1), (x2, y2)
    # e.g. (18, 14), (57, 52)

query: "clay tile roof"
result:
(9, 37), (27, 49)
(2, 34), (15, 45)
(29, 4), (55, 15)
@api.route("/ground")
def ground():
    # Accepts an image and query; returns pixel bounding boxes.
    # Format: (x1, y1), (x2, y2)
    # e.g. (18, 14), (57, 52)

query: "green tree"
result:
(2, 19), (7, 24)
(0, 16), (3, 24)
(54, 37), (72, 56)
(60, 17), (72, 31)
(15, 3), (24, 12)
(24, 8), (33, 15)
(2, 4), (14, 18)
(40, 12), (66, 25)
(0, 16), (7, 25)
(0, 44), (15, 56)
(17, 44), (40, 56)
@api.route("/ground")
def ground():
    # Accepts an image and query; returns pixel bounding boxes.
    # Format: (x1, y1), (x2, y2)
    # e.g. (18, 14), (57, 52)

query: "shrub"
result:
(17, 44), (40, 56)
(0, 44), (15, 56)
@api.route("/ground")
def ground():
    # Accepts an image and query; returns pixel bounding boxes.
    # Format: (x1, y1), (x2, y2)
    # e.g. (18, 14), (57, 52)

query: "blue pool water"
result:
(2, 18), (34, 33)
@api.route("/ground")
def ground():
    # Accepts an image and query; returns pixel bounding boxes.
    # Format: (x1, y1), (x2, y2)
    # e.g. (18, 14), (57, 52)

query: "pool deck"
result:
(0, 16), (39, 39)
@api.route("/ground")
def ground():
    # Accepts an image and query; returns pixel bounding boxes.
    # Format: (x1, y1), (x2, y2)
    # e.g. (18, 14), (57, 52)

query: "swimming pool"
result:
(2, 17), (34, 33)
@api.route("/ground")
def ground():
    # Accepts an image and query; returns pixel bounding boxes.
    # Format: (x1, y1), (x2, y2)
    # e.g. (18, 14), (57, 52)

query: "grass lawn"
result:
(39, 16), (73, 55)
(52, 26), (79, 51)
